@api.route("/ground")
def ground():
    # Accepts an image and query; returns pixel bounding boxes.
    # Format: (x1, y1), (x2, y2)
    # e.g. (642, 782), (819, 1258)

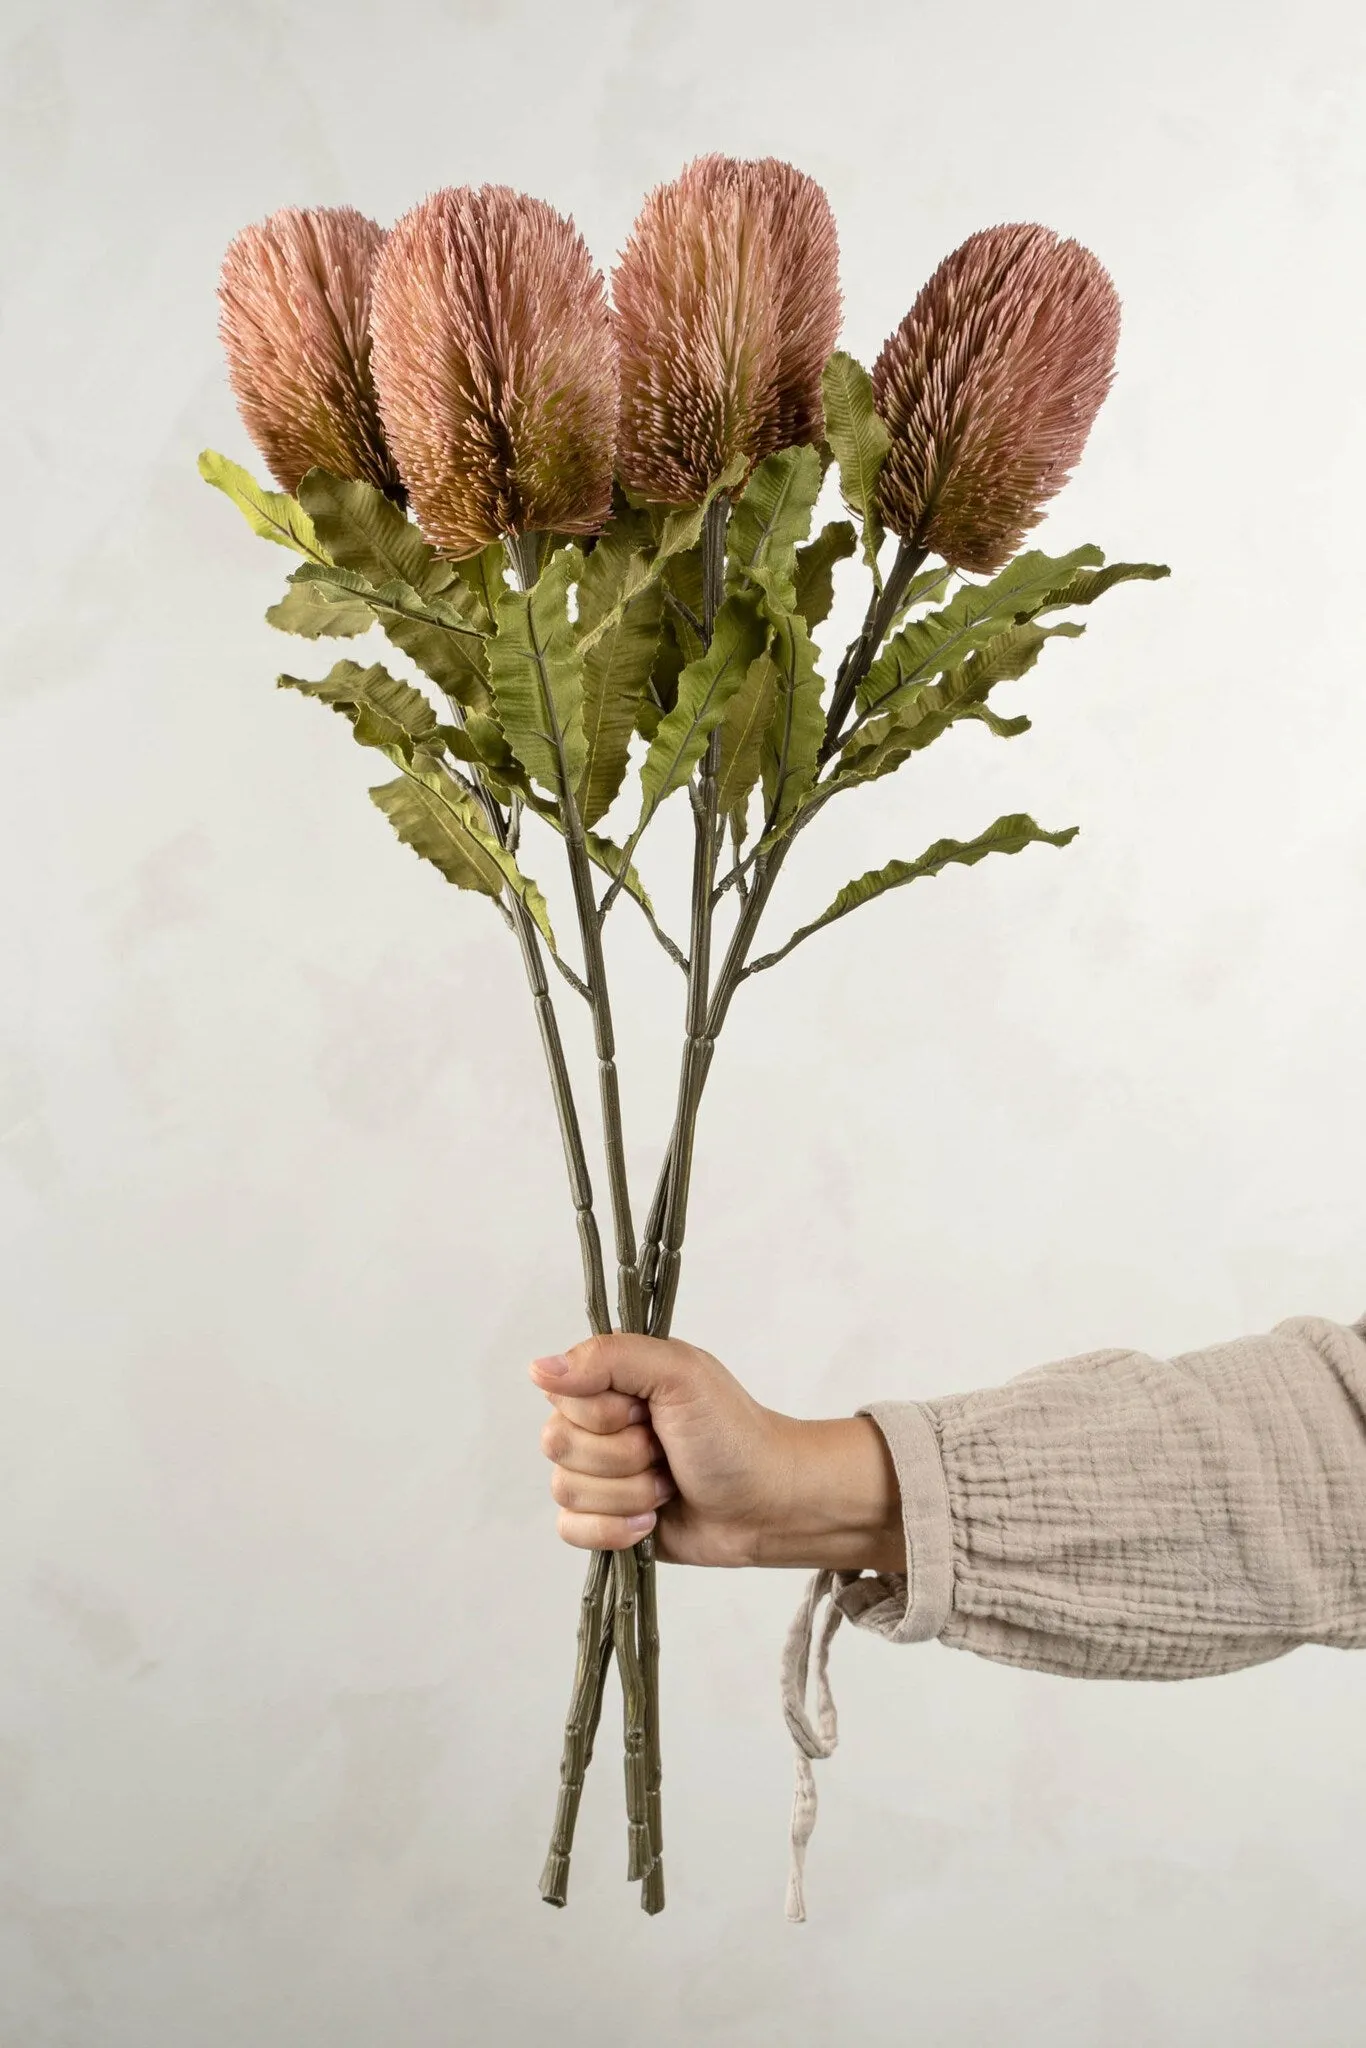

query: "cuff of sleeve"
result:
(831, 1401), (954, 1645)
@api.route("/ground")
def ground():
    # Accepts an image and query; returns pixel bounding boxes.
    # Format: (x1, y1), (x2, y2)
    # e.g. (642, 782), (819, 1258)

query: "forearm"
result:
(751, 1415), (906, 1573)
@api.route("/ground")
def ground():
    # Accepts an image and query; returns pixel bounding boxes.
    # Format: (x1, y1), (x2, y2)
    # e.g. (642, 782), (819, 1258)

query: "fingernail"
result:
(626, 1399), (648, 1424)
(626, 1512), (657, 1534)
(653, 1474), (676, 1506)
(531, 1354), (570, 1378)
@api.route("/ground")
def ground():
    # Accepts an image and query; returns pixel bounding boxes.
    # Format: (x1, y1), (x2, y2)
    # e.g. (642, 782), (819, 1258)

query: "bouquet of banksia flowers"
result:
(203, 159), (1166, 1915)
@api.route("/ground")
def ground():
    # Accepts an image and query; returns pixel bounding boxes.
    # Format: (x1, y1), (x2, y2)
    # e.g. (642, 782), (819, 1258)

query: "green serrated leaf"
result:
(725, 446), (824, 611)
(576, 533), (663, 828)
(640, 612), (685, 741)
(839, 621), (1084, 787)
(860, 546), (1103, 719)
(198, 449), (328, 560)
(636, 593), (768, 824)
(650, 452), (750, 563)
(715, 650), (780, 820)
(760, 609), (826, 834)
(821, 353), (890, 581)
(748, 815), (1079, 972)
(886, 563), (953, 632)
(278, 659), (438, 753)
(266, 574), (374, 640)
(1035, 559), (1172, 612)
(793, 520), (857, 628)
(369, 759), (555, 944)
(434, 716), (524, 786)
(452, 544), (510, 630)
(486, 545), (586, 802)
(292, 562), (493, 714)
(296, 470), (453, 599)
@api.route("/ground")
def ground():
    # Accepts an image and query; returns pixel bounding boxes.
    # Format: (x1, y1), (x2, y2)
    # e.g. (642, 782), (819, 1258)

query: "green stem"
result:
(539, 1549), (615, 1906)
(819, 538), (927, 764)
(509, 538), (660, 1908)
(453, 682), (618, 1911)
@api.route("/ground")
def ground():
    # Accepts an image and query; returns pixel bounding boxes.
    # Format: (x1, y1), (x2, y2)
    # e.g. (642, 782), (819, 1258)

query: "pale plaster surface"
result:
(1, 2), (1364, 2041)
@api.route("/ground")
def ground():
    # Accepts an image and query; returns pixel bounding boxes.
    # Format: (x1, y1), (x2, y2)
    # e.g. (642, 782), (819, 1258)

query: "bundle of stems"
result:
(204, 162), (1166, 1914)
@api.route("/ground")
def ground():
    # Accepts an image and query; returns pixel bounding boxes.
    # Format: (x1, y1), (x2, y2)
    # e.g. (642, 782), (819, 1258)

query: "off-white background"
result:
(1, 1), (1364, 2041)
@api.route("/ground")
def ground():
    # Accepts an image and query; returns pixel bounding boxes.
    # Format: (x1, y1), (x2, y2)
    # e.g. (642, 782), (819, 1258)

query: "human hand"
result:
(530, 1333), (905, 1573)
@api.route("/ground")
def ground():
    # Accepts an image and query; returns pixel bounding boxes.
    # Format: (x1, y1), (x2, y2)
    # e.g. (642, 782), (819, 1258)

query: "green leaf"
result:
(576, 525), (664, 827)
(640, 612), (685, 741)
(486, 545), (586, 803)
(839, 621), (1084, 787)
(278, 659), (438, 753)
(760, 609), (826, 834)
(636, 593), (768, 824)
(714, 651), (780, 820)
(434, 716), (524, 787)
(296, 470), (453, 599)
(292, 563), (492, 714)
(1034, 559), (1171, 612)
(451, 544), (509, 630)
(793, 520), (856, 628)
(649, 451), (749, 564)
(886, 562), (953, 632)
(198, 449), (327, 560)
(820, 353), (890, 581)
(265, 574), (374, 639)
(725, 446), (824, 610)
(369, 757), (555, 944)
(859, 546), (1103, 719)
(748, 814), (1079, 972)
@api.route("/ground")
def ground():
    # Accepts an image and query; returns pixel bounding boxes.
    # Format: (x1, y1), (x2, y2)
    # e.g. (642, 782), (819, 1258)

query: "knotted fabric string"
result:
(779, 1568), (845, 1923)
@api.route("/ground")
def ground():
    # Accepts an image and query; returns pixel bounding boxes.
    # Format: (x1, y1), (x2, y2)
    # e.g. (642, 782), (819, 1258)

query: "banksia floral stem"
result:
(218, 206), (400, 498)
(614, 157), (840, 504)
(371, 186), (617, 557)
(873, 223), (1120, 573)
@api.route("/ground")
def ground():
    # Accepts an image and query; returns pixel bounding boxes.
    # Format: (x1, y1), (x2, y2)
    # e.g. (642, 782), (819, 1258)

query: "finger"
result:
(544, 1390), (648, 1436)
(556, 1507), (660, 1553)
(550, 1465), (676, 1517)
(540, 1415), (661, 1477)
(530, 1332), (696, 1406)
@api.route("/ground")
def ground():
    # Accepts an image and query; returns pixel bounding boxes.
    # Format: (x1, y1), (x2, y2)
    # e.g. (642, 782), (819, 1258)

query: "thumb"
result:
(529, 1331), (693, 1405)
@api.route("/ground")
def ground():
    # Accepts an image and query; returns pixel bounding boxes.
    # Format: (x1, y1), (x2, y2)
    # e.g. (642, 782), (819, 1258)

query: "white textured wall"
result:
(2, 2), (1364, 2041)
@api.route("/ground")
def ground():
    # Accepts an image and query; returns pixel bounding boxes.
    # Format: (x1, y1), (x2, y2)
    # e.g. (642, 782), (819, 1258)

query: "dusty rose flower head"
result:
(872, 224), (1120, 574)
(217, 206), (400, 499)
(369, 186), (617, 558)
(613, 155), (841, 505)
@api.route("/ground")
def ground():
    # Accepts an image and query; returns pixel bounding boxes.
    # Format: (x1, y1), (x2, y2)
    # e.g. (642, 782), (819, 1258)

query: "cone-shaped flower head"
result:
(369, 186), (617, 558)
(872, 224), (1120, 574)
(613, 155), (842, 504)
(218, 206), (400, 498)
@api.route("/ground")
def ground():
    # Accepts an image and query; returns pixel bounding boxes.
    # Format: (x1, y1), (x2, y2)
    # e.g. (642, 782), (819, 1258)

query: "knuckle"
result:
(568, 1332), (616, 1381)
(618, 1423), (655, 1472)
(539, 1416), (566, 1461)
(549, 1466), (577, 1508)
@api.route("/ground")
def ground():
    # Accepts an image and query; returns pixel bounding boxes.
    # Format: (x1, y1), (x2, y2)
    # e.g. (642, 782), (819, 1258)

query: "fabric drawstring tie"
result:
(779, 1568), (846, 1923)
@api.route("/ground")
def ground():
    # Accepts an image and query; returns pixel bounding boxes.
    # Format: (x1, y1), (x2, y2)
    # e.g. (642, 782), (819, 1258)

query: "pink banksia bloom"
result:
(872, 224), (1121, 574)
(368, 186), (617, 559)
(613, 155), (842, 505)
(218, 206), (401, 499)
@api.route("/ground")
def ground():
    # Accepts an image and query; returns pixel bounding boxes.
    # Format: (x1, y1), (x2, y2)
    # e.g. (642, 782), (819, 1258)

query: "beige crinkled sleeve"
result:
(782, 1312), (1366, 1917)
(858, 1313), (1366, 1679)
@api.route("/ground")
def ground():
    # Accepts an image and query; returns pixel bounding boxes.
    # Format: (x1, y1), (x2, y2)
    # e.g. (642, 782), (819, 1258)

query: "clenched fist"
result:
(530, 1333), (905, 1573)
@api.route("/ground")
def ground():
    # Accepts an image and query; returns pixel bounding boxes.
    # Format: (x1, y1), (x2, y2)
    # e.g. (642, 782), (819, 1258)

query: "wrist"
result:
(753, 1413), (906, 1573)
